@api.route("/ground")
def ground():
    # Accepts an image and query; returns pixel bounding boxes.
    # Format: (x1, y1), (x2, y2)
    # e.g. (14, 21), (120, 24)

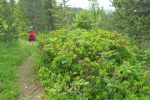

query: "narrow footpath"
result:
(16, 55), (44, 100)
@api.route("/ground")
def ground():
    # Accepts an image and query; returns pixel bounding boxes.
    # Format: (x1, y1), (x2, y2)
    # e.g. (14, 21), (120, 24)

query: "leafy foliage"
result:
(74, 11), (92, 29)
(0, 0), (18, 41)
(38, 29), (149, 99)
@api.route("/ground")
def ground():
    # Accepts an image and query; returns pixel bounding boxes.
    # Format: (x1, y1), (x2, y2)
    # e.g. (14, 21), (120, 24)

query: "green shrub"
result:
(0, 0), (18, 41)
(74, 11), (92, 29)
(38, 29), (149, 100)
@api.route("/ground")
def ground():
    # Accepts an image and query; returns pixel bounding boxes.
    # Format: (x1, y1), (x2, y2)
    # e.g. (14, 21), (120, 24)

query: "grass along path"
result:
(17, 54), (44, 100)
(0, 40), (34, 99)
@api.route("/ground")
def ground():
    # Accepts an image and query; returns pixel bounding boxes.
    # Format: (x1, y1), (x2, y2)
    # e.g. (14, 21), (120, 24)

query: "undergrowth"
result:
(37, 29), (150, 100)
(0, 40), (35, 99)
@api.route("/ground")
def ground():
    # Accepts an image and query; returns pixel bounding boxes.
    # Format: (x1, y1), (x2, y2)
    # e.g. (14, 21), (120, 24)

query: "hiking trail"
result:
(16, 55), (44, 100)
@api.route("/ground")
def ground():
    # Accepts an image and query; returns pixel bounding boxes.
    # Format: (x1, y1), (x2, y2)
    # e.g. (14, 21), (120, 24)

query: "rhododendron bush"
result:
(38, 29), (149, 99)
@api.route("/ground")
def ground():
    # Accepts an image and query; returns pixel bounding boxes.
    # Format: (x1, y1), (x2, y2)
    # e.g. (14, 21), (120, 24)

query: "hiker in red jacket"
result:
(28, 27), (36, 45)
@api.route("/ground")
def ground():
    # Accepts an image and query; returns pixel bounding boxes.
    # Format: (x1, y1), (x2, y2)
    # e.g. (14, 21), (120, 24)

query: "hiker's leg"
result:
(32, 41), (33, 46)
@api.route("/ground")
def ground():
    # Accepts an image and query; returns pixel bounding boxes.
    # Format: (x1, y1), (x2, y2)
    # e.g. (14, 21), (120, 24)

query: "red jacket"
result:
(28, 30), (36, 37)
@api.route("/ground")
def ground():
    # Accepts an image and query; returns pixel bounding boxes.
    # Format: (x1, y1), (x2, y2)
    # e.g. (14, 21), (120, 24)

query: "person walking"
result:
(28, 27), (36, 46)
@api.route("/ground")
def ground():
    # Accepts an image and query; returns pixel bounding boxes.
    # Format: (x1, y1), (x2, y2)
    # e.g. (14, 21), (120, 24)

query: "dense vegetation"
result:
(0, 0), (18, 41)
(0, 0), (150, 99)
(37, 29), (149, 99)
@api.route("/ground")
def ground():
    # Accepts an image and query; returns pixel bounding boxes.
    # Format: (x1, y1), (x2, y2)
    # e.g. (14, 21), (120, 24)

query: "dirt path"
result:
(16, 55), (44, 100)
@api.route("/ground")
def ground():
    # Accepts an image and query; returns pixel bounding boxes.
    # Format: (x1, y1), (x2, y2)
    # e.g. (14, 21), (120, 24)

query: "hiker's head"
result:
(29, 27), (33, 31)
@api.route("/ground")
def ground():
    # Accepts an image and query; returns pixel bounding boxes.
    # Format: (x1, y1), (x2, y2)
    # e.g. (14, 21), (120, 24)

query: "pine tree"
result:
(17, 0), (43, 31)
(111, 0), (150, 48)
(61, 0), (72, 28)
(88, 0), (105, 28)
(42, 0), (57, 30)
